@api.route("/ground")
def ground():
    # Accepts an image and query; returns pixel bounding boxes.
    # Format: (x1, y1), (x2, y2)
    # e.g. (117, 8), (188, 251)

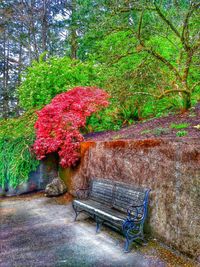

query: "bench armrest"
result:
(127, 204), (145, 222)
(76, 188), (89, 199)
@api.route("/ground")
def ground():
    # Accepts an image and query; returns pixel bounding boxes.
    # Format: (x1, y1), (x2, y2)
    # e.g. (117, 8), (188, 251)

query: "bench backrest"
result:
(89, 179), (149, 212)
(90, 179), (114, 205)
(113, 183), (146, 213)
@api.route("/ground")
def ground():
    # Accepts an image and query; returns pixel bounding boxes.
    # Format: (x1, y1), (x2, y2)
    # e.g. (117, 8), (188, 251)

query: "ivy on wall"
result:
(0, 110), (39, 189)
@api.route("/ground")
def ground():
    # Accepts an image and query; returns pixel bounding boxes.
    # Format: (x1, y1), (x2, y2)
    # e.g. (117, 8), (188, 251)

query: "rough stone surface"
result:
(0, 194), (197, 267)
(45, 177), (67, 197)
(59, 138), (200, 259)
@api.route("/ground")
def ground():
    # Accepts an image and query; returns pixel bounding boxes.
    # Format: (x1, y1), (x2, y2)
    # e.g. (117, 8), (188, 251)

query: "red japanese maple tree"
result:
(33, 87), (109, 168)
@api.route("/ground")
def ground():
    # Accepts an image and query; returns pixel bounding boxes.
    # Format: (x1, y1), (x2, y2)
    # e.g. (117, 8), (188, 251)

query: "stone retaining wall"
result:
(59, 138), (200, 259)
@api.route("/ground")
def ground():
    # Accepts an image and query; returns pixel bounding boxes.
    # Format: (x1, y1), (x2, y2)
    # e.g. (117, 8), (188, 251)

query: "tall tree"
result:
(0, 0), (70, 117)
(79, 0), (200, 110)
(69, 0), (78, 59)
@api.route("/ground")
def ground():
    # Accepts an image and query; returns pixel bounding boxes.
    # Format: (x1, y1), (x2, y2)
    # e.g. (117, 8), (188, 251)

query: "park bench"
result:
(72, 179), (151, 252)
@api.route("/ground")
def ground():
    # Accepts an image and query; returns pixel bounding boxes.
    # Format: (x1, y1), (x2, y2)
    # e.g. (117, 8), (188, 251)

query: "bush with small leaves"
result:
(176, 130), (188, 137)
(33, 87), (110, 168)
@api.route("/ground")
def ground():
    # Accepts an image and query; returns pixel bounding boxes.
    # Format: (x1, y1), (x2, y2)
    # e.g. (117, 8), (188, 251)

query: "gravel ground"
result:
(0, 194), (198, 267)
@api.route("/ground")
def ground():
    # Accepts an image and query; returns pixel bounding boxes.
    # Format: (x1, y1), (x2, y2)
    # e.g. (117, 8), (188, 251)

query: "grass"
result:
(141, 129), (151, 135)
(141, 128), (170, 136)
(176, 130), (188, 137)
(153, 127), (170, 136)
(170, 123), (190, 129)
(112, 134), (123, 140)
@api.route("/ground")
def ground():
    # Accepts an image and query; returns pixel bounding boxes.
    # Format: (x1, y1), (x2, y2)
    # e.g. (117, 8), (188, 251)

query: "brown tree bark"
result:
(41, 0), (48, 57)
(70, 0), (78, 59)
(2, 30), (9, 118)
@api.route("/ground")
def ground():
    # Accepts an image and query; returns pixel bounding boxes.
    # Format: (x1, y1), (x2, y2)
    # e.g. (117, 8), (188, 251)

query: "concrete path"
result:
(0, 194), (197, 267)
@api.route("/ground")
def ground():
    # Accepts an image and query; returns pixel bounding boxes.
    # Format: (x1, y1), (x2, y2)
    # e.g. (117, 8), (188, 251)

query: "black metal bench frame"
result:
(72, 179), (151, 252)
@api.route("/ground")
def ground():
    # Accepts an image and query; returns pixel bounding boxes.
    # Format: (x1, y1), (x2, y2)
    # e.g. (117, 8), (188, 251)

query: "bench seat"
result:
(73, 199), (127, 226)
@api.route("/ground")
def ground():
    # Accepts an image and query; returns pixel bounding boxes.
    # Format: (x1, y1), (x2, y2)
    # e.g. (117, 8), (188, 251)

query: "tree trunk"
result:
(42, 0), (48, 58)
(183, 91), (191, 110)
(70, 0), (78, 59)
(2, 30), (9, 118)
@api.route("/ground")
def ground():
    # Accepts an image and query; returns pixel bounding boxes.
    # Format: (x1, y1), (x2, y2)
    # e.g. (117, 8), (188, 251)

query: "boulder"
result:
(45, 177), (67, 197)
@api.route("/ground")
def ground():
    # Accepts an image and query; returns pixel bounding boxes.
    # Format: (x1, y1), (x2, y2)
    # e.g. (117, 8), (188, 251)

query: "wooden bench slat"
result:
(90, 180), (114, 204)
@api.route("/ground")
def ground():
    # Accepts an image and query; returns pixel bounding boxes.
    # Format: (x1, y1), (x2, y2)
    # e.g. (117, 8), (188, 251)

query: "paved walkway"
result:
(0, 194), (197, 267)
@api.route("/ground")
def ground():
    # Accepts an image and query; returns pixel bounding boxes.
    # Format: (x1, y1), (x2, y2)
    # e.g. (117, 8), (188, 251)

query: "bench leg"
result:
(95, 217), (103, 233)
(96, 222), (101, 233)
(74, 210), (78, 222)
(122, 220), (144, 252)
(72, 204), (79, 222)
(140, 230), (148, 246)
(124, 238), (130, 253)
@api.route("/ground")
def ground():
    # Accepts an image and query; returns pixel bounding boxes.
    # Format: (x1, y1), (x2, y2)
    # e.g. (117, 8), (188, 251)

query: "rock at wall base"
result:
(45, 177), (67, 197)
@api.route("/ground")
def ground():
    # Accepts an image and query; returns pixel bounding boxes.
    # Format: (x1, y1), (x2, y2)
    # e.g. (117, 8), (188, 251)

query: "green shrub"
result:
(141, 129), (151, 135)
(153, 127), (170, 136)
(85, 99), (123, 132)
(170, 123), (190, 129)
(176, 130), (188, 137)
(18, 56), (101, 110)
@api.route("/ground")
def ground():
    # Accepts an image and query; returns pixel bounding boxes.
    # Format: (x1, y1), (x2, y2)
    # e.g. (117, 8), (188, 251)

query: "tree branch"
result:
(183, 49), (194, 85)
(130, 92), (157, 98)
(130, 89), (190, 99)
(110, 50), (137, 64)
(136, 10), (182, 82)
(144, 47), (182, 81)
(154, 3), (181, 39)
(181, 2), (200, 49)
(137, 9), (144, 40)
(191, 81), (200, 92)
(157, 89), (190, 99)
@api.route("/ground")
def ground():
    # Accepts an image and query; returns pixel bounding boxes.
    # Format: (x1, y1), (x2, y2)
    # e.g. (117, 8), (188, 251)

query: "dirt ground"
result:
(0, 193), (198, 267)
(85, 103), (200, 141)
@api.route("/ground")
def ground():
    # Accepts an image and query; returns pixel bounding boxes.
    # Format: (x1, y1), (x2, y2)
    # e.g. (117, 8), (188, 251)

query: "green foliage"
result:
(141, 129), (151, 135)
(0, 111), (39, 188)
(170, 123), (190, 129)
(176, 130), (188, 137)
(17, 1), (200, 126)
(141, 127), (170, 136)
(83, 1), (200, 115)
(119, 99), (140, 124)
(112, 134), (123, 140)
(0, 136), (39, 189)
(85, 97), (142, 133)
(18, 57), (102, 110)
(85, 100), (123, 132)
(153, 127), (170, 136)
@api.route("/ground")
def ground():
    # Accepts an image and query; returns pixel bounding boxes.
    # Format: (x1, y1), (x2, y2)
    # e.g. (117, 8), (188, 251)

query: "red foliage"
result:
(33, 87), (109, 168)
